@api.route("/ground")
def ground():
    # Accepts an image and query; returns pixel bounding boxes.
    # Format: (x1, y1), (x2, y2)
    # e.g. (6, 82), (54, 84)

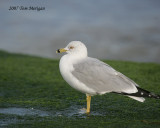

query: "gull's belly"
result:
(59, 56), (96, 95)
(63, 70), (96, 95)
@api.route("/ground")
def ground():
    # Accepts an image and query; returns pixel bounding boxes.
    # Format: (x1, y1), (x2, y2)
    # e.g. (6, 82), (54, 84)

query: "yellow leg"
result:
(86, 95), (91, 114)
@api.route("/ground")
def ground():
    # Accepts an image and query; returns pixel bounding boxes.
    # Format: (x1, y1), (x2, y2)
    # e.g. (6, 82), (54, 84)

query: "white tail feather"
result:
(128, 96), (145, 102)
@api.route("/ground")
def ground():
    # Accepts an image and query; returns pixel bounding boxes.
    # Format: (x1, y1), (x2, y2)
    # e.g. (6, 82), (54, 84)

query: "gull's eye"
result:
(69, 46), (74, 49)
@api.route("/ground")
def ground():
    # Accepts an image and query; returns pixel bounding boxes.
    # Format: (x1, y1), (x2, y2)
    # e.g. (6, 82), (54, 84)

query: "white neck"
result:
(64, 52), (87, 65)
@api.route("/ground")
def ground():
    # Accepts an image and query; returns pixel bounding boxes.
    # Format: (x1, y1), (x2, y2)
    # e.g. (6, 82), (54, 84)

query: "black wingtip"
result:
(112, 87), (160, 99)
(135, 87), (160, 99)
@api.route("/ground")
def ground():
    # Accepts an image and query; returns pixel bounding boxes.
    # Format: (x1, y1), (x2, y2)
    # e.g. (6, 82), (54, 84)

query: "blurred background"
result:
(0, 0), (160, 63)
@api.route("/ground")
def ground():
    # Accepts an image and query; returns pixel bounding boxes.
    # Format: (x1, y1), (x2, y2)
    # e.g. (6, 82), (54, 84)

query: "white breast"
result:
(59, 54), (96, 95)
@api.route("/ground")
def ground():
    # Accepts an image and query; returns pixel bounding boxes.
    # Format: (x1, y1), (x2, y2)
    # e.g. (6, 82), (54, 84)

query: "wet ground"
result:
(0, 50), (160, 127)
(0, 106), (102, 126)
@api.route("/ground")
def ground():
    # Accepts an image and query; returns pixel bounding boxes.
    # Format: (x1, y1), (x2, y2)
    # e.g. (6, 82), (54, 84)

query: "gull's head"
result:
(56, 41), (88, 58)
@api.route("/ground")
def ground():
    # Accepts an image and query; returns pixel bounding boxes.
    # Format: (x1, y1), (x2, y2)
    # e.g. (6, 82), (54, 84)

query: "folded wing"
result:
(72, 57), (138, 94)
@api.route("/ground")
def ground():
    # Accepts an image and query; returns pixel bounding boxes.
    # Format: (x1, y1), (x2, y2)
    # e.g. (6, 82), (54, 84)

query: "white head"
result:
(57, 41), (88, 58)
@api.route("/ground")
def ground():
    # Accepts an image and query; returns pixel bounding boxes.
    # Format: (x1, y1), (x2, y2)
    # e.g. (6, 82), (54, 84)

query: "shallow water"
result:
(0, 107), (49, 117)
(0, 106), (102, 126)
(0, 106), (102, 117)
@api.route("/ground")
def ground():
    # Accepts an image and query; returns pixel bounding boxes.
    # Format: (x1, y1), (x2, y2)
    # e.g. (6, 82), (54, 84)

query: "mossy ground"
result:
(0, 50), (160, 128)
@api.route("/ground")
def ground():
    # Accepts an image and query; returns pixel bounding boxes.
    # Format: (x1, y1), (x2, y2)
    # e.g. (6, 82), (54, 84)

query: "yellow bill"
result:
(56, 48), (67, 53)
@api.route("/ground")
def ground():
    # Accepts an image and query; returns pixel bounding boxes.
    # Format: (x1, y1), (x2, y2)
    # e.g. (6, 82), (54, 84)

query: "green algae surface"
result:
(0, 50), (160, 128)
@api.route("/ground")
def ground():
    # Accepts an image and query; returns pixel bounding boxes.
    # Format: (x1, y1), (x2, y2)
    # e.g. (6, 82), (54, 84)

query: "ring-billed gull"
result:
(56, 41), (160, 114)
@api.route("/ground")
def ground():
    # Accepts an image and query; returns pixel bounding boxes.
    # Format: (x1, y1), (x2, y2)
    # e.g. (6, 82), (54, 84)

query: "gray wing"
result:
(72, 57), (138, 94)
